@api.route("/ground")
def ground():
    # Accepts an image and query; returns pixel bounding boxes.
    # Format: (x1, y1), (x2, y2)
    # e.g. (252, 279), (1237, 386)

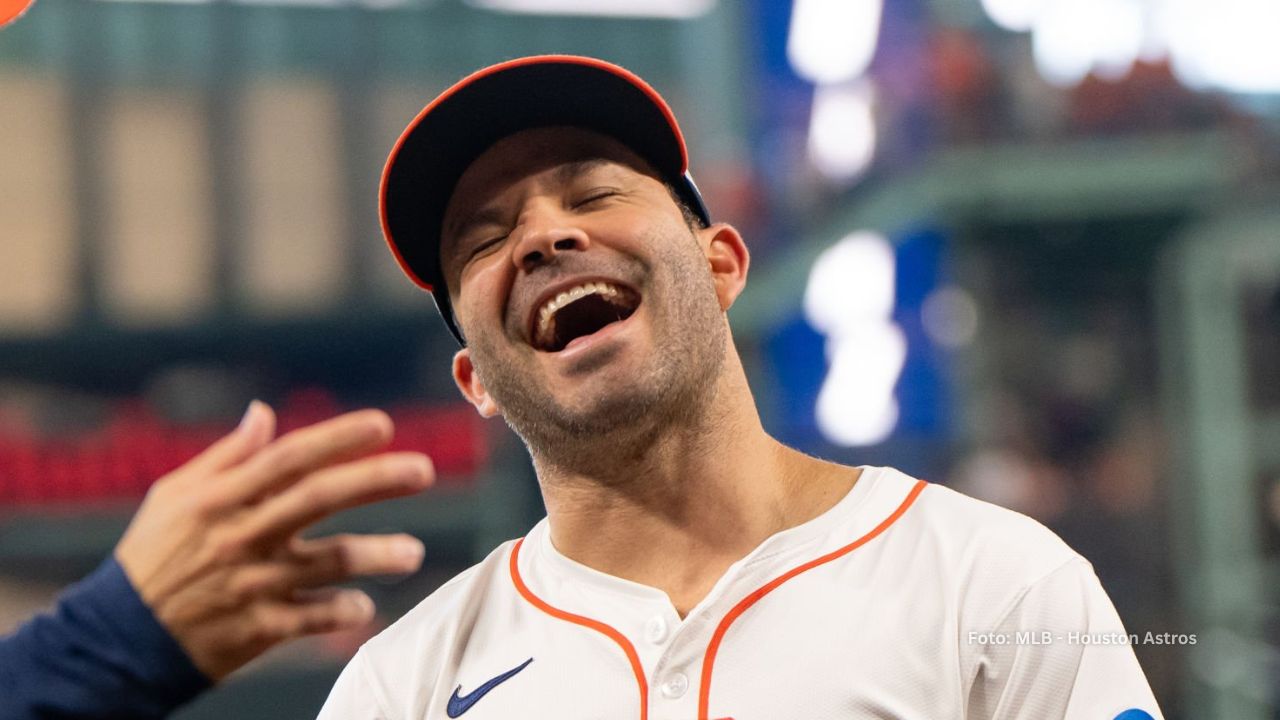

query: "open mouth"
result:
(530, 281), (641, 353)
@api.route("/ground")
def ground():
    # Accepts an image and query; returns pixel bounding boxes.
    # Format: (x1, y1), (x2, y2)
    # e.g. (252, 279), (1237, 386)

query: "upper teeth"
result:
(536, 281), (621, 340)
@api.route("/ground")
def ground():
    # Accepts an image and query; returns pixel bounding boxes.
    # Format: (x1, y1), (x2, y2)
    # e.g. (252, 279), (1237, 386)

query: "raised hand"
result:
(114, 401), (433, 680)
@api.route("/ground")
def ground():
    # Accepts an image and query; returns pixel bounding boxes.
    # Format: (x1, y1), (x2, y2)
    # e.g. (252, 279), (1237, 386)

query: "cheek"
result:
(611, 209), (665, 243)
(455, 259), (514, 334)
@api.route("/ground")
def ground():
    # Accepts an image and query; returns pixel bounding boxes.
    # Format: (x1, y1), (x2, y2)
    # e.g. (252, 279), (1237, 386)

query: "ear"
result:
(700, 223), (750, 311)
(452, 348), (499, 418)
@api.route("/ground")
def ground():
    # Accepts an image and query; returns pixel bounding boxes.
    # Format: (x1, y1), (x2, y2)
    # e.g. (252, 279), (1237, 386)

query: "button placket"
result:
(650, 604), (712, 715)
(659, 671), (689, 699)
(644, 615), (669, 644)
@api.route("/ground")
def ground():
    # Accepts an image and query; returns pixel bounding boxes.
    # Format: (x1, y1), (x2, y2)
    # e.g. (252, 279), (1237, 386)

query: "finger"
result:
(176, 401), (278, 479)
(217, 409), (395, 505)
(224, 534), (422, 602)
(253, 588), (375, 644)
(240, 452), (433, 541)
(292, 533), (426, 585)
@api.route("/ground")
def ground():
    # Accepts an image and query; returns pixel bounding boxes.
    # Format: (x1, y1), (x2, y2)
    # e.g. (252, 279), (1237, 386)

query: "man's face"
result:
(439, 126), (730, 462)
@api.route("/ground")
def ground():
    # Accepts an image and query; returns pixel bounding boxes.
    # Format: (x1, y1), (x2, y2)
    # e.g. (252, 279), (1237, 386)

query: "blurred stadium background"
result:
(1, 0), (1277, 717)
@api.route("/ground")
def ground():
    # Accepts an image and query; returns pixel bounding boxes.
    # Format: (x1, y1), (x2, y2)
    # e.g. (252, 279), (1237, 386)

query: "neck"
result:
(532, 350), (858, 615)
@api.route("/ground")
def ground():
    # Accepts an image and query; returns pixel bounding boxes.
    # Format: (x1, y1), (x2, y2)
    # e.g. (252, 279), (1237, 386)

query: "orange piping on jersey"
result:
(696, 478), (929, 720)
(508, 537), (650, 720)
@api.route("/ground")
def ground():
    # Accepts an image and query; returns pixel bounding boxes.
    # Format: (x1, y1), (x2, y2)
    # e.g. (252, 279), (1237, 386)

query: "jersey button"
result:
(660, 672), (689, 699)
(644, 616), (669, 644)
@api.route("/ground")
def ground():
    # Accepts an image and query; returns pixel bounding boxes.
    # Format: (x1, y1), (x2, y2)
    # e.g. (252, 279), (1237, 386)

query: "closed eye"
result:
(467, 233), (508, 261)
(572, 189), (619, 209)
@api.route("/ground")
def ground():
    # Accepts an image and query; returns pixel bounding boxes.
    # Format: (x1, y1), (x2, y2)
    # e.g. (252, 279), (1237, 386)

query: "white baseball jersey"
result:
(317, 466), (1162, 720)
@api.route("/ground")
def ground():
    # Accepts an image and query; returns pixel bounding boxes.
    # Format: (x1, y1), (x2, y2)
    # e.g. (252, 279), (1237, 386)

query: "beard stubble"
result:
(465, 227), (728, 476)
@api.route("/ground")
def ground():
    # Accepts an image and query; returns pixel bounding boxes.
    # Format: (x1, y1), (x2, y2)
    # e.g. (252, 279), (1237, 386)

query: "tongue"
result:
(561, 319), (621, 351)
(550, 293), (632, 352)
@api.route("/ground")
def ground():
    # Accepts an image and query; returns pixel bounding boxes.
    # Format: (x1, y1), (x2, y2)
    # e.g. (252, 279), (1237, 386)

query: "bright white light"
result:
(466, 0), (715, 18)
(1155, 0), (1211, 89)
(921, 286), (980, 348)
(807, 81), (877, 182)
(1003, 0), (1280, 95)
(980, 0), (1048, 32)
(805, 231), (903, 447)
(815, 323), (906, 447)
(803, 231), (895, 333)
(1158, 0), (1280, 94)
(1031, 0), (1144, 86)
(1091, 0), (1144, 80)
(787, 0), (884, 84)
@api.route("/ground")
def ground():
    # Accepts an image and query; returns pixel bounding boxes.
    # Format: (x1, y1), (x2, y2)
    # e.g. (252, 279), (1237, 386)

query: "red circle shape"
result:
(0, 0), (36, 28)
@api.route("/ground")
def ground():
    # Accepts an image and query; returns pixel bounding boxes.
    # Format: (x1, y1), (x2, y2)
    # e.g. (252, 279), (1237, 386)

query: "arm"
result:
(0, 402), (432, 718)
(0, 558), (206, 720)
(964, 558), (1163, 720)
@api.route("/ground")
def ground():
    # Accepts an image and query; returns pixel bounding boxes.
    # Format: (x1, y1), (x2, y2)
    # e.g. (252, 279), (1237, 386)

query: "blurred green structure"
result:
(1158, 208), (1280, 720)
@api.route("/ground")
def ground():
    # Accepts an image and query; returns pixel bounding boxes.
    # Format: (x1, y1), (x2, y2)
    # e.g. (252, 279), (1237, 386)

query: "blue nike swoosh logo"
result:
(446, 658), (534, 717)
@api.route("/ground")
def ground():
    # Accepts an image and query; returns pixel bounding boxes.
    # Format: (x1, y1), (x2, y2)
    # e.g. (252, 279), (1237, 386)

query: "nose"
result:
(510, 200), (590, 274)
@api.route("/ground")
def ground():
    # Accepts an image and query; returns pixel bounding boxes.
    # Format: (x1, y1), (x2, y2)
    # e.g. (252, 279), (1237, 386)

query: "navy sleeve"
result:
(0, 556), (211, 719)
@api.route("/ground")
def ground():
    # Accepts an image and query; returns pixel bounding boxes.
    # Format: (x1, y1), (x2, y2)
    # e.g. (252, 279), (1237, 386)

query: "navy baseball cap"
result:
(379, 54), (711, 345)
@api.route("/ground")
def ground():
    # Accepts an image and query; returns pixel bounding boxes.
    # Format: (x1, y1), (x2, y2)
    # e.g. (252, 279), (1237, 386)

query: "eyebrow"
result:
(446, 157), (616, 242)
(447, 206), (508, 247)
(553, 157), (611, 186)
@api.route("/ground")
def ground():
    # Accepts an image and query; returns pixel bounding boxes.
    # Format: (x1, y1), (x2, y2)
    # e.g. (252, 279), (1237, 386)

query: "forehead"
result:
(443, 127), (659, 226)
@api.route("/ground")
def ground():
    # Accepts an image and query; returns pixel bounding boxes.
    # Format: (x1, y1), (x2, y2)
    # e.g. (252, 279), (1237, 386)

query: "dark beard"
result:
(466, 233), (727, 476)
